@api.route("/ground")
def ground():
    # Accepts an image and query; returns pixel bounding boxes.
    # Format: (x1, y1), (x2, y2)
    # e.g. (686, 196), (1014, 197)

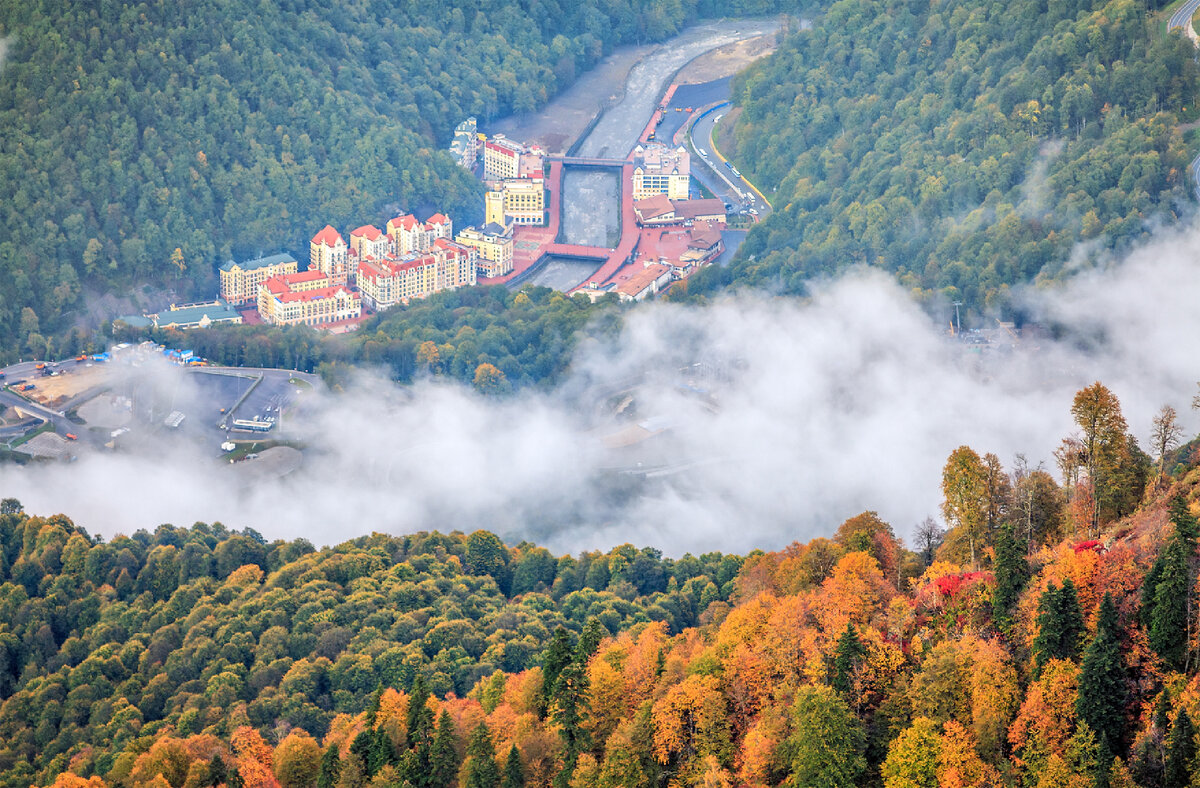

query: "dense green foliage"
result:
(0, 0), (776, 363)
(693, 0), (1199, 319)
(113, 286), (617, 390)
(0, 509), (741, 787)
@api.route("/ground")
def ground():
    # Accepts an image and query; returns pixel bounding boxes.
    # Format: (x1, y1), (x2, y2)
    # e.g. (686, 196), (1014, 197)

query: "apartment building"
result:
(456, 222), (514, 278)
(219, 253), (298, 305)
(257, 270), (361, 327)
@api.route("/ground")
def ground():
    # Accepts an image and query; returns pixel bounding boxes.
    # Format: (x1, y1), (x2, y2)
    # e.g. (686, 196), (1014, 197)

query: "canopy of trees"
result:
(685, 0), (1198, 322)
(0, 0), (789, 362)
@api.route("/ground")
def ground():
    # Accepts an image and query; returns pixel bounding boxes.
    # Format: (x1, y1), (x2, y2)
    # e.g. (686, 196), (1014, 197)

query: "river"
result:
(488, 17), (783, 158)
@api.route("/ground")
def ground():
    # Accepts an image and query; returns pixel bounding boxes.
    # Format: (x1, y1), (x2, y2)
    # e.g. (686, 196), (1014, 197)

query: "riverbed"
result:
(487, 17), (783, 157)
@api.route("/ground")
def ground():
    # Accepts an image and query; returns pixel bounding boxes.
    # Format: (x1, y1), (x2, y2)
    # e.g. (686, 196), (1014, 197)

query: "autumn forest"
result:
(0, 382), (1194, 788)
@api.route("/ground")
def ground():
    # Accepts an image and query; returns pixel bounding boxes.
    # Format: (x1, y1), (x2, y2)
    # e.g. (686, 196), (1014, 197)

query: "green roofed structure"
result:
(151, 300), (243, 330)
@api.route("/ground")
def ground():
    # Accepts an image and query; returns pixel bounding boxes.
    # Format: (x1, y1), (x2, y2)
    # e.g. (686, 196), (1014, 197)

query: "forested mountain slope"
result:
(7, 383), (1200, 788)
(0, 514), (742, 787)
(696, 0), (1199, 316)
(0, 0), (777, 362)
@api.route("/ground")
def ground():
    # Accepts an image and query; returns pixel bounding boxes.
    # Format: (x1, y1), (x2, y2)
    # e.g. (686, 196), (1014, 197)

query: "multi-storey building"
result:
(385, 213), (454, 255)
(483, 134), (526, 180)
(632, 143), (690, 201)
(349, 225), (389, 263)
(449, 117), (479, 170)
(485, 178), (545, 226)
(257, 270), (361, 327)
(456, 222), (514, 278)
(218, 253), (298, 305)
(310, 225), (350, 285)
(356, 238), (477, 311)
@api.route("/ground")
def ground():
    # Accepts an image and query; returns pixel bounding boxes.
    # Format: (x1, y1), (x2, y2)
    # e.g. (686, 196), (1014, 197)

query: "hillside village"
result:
(143, 109), (736, 334)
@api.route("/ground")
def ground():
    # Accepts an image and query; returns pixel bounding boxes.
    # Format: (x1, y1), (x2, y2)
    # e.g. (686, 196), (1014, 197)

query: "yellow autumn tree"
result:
(651, 674), (731, 768)
(882, 716), (941, 788)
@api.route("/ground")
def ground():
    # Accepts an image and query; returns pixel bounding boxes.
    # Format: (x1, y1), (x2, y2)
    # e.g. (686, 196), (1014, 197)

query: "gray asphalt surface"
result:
(1168, 0), (1200, 34)
(689, 108), (771, 221)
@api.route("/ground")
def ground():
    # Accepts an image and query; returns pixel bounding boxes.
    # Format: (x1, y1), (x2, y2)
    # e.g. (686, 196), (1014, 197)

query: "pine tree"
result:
(1149, 497), (1197, 670)
(317, 744), (340, 788)
(551, 660), (590, 788)
(992, 524), (1030, 632)
(368, 726), (395, 776)
(1150, 535), (1191, 670)
(408, 674), (434, 742)
(575, 619), (604, 662)
(501, 745), (524, 788)
(540, 627), (573, 718)
(226, 760), (244, 788)
(1164, 708), (1195, 788)
(1077, 593), (1126, 765)
(350, 729), (376, 776)
(463, 722), (500, 788)
(1033, 581), (1085, 672)
(831, 622), (866, 695)
(1057, 578), (1085, 658)
(365, 684), (384, 726)
(205, 756), (228, 788)
(429, 710), (460, 788)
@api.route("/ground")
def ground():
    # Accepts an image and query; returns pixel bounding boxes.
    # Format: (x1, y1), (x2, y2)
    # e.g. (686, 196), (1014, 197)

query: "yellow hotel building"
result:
(219, 253), (298, 305)
(456, 222), (513, 278)
(257, 270), (361, 328)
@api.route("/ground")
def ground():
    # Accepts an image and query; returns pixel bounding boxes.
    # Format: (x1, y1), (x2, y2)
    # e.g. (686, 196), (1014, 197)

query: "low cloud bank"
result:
(4, 223), (1200, 556)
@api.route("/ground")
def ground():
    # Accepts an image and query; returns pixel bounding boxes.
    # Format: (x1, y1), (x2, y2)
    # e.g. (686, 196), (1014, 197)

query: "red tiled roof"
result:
(635, 195), (675, 220)
(277, 285), (358, 304)
(312, 224), (343, 246)
(617, 264), (671, 296)
(426, 213), (448, 225)
(351, 225), (383, 240)
(388, 215), (419, 231)
(673, 199), (726, 219)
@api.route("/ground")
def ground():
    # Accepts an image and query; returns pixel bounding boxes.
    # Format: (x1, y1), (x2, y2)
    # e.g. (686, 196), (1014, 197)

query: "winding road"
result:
(1166, 0), (1200, 198)
(687, 105), (772, 222)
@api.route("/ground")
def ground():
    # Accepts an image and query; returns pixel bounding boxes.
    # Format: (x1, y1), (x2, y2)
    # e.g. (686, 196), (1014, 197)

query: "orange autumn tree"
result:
(230, 727), (279, 788)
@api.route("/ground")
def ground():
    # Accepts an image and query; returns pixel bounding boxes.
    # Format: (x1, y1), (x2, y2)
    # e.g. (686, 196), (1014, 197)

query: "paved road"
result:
(689, 106), (772, 222)
(1168, 0), (1200, 36)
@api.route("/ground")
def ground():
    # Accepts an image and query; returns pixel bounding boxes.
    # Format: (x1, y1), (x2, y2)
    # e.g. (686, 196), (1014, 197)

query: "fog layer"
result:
(4, 222), (1199, 556)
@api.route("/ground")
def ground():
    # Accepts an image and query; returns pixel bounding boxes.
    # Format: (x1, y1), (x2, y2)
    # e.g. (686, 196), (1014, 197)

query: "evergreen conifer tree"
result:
(1165, 708), (1196, 788)
(575, 619), (604, 662)
(368, 726), (395, 776)
(501, 745), (524, 788)
(463, 722), (500, 788)
(226, 761), (244, 788)
(408, 674), (434, 742)
(832, 623), (866, 695)
(1150, 498), (1196, 670)
(540, 627), (573, 717)
(1150, 535), (1191, 670)
(1077, 593), (1127, 766)
(317, 744), (340, 788)
(992, 524), (1030, 632)
(350, 729), (376, 776)
(205, 756), (228, 788)
(551, 659), (590, 788)
(429, 709), (460, 788)
(1033, 579), (1085, 672)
